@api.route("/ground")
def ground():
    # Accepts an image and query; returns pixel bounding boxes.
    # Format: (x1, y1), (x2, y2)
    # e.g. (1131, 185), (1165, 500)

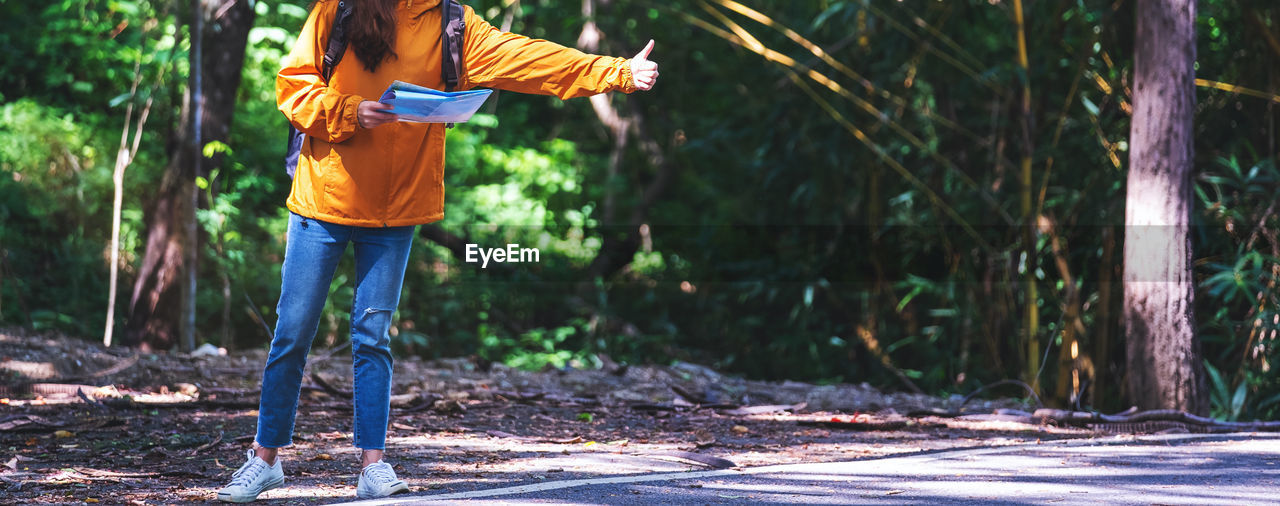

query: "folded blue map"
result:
(378, 80), (494, 124)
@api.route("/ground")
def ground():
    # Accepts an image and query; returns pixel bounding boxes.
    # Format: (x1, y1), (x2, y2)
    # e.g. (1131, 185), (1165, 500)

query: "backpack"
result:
(285, 0), (465, 179)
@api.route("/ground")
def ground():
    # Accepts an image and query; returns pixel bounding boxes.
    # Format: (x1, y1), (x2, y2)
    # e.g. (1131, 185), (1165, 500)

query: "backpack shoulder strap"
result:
(440, 0), (464, 92)
(321, 1), (355, 82)
(286, 1), (353, 179)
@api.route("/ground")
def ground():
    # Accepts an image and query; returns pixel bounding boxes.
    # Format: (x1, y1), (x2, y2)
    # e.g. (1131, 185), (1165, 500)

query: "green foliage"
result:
(0, 1), (178, 110)
(1195, 155), (1280, 421)
(1204, 361), (1247, 422)
(0, 99), (114, 335)
(0, 0), (177, 336)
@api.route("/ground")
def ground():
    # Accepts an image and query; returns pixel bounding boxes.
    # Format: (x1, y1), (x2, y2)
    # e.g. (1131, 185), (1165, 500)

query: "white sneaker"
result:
(357, 460), (409, 499)
(217, 449), (284, 503)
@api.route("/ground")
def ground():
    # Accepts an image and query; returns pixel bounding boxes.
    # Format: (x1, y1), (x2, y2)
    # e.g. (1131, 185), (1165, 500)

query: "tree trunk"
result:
(124, 0), (255, 351)
(1123, 0), (1206, 414)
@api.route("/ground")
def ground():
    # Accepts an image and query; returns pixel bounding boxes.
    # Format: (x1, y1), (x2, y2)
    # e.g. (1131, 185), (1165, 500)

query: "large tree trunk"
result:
(1123, 0), (1206, 414)
(123, 0), (255, 351)
(200, 0), (254, 168)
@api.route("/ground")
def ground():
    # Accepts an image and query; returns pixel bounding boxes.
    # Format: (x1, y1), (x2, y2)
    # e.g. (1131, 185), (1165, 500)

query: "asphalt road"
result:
(337, 433), (1280, 505)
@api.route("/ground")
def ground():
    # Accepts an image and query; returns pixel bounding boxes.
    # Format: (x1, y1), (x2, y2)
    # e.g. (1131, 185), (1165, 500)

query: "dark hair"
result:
(348, 0), (398, 72)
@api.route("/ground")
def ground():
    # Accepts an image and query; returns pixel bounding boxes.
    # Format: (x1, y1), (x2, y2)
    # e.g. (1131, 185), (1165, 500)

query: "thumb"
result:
(634, 39), (655, 61)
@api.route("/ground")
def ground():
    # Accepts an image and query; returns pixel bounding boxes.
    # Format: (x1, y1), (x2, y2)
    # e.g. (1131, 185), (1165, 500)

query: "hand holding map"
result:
(378, 81), (494, 124)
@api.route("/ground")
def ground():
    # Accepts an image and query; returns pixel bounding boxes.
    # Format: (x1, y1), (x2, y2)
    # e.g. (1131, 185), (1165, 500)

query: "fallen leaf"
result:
(85, 499), (100, 503)
(731, 425), (749, 435)
(4, 457), (16, 471)
(584, 441), (597, 448)
(313, 453), (333, 461)
(576, 412), (594, 423)
(694, 429), (716, 448)
(54, 430), (75, 438)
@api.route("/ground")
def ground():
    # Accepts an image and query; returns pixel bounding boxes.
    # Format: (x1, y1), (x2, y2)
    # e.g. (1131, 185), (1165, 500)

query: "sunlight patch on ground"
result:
(0, 359), (57, 379)
(387, 433), (698, 475)
(247, 483), (353, 501)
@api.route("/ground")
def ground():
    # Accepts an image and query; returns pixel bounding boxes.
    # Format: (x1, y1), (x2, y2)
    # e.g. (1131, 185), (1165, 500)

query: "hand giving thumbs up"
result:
(630, 39), (659, 91)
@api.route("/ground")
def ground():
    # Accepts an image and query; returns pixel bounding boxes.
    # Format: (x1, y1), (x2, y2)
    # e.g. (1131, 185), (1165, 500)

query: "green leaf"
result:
(1081, 96), (1100, 116)
(203, 140), (231, 158)
(277, 3), (309, 20)
(1204, 360), (1228, 402)
(110, 1), (141, 16)
(1257, 392), (1280, 410)
(108, 92), (132, 108)
(1230, 382), (1247, 419)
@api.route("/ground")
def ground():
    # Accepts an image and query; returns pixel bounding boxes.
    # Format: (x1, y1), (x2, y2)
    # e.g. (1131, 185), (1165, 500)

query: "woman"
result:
(216, 0), (658, 501)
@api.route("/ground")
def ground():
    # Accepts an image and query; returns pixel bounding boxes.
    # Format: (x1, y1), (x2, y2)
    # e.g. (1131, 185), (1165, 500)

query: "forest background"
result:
(1, 0), (1276, 420)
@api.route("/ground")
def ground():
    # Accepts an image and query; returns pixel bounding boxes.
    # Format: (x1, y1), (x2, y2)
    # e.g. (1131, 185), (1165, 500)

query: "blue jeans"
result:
(256, 212), (415, 450)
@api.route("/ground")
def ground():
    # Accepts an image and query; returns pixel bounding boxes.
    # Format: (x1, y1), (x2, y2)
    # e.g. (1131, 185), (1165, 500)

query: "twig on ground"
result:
(1035, 408), (1280, 432)
(309, 372), (353, 399)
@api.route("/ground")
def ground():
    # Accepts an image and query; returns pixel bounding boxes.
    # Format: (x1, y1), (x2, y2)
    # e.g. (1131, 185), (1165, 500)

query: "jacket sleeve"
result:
(276, 0), (363, 143)
(460, 7), (636, 98)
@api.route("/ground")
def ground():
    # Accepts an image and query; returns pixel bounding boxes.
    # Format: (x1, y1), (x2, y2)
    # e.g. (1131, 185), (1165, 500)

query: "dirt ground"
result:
(0, 328), (1098, 505)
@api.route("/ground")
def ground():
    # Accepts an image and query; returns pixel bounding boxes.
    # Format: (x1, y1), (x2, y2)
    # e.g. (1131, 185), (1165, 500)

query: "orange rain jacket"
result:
(278, 0), (637, 227)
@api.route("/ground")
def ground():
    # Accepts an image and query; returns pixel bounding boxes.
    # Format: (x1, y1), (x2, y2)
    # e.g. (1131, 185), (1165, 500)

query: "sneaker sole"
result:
(217, 476), (284, 503)
(356, 479), (408, 499)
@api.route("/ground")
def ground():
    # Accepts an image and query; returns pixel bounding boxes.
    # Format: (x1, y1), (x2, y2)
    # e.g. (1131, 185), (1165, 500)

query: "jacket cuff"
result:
(333, 94), (364, 141)
(617, 57), (637, 94)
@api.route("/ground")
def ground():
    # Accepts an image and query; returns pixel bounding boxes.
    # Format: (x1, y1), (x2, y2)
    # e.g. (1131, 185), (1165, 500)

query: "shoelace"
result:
(363, 462), (398, 485)
(229, 458), (268, 487)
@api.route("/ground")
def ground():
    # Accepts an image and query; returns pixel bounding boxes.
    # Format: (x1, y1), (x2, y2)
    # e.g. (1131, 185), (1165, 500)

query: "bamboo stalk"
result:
(690, 1), (1012, 226)
(677, 6), (991, 249)
(1195, 78), (1280, 103)
(699, 0), (1013, 224)
(785, 67), (992, 251)
(1013, 0), (1040, 393)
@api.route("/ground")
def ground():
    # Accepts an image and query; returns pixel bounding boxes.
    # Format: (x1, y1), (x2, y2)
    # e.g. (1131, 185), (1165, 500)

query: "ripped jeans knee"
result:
(352, 306), (394, 353)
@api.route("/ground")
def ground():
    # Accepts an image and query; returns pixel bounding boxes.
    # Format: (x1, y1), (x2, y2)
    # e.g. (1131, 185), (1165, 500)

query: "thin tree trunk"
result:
(105, 64), (155, 347)
(181, 0), (203, 353)
(1123, 0), (1206, 414)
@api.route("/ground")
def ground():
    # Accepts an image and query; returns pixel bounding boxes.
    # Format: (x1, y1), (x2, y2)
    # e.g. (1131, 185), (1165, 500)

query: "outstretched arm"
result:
(461, 7), (658, 98)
